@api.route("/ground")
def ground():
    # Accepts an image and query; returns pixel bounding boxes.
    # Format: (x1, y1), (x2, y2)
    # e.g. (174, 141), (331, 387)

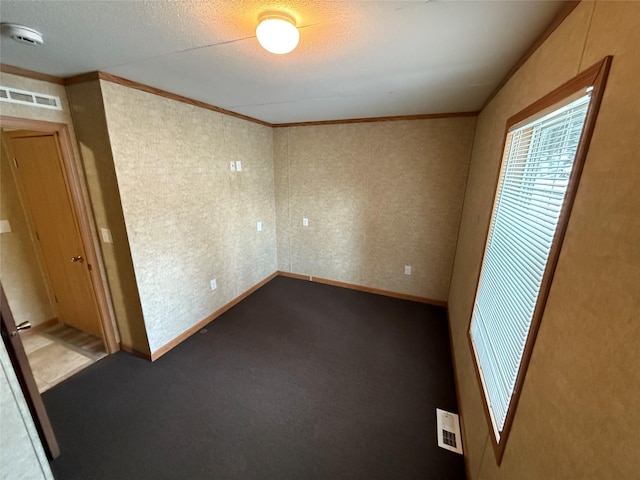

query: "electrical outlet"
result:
(257, 221), (262, 231)
(210, 279), (217, 291)
(303, 218), (309, 227)
(230, 161), (236, 171)
(236, 161), (242, 171)
(404, 265), (412, 275)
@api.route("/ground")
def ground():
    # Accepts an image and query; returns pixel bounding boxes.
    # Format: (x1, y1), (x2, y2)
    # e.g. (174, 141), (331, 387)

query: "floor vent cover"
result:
(436, 408), (463, 454)
(0, 85), (62, 110)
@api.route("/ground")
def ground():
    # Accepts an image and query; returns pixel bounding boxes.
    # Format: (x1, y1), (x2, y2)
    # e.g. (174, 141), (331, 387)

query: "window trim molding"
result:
(467, 55), (612, 465)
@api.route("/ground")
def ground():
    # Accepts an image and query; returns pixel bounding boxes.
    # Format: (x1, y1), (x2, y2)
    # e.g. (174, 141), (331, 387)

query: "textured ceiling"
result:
(0, 1), (566, 124)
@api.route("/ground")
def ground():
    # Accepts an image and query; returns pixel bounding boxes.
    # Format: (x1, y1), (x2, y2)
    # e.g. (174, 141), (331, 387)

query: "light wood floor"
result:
(21, 325), (107, 393)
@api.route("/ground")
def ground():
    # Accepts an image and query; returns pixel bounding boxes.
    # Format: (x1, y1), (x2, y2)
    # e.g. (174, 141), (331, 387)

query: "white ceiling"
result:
(0, 1), (566, 124)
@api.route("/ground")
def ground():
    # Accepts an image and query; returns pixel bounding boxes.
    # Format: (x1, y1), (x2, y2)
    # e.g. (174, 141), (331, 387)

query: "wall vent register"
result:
(0, 86), (62, 110)
(436, 408), (463, 454)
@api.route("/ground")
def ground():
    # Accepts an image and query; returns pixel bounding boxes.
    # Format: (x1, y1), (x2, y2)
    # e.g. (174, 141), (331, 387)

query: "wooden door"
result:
(1, 284), (60, 459)
(4, 131), (103, 339)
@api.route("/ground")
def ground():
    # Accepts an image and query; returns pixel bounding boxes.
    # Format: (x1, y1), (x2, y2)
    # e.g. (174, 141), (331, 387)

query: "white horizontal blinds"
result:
(470, 93), (592, 438)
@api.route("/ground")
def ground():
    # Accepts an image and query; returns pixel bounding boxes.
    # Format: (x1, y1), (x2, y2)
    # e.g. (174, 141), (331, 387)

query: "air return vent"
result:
(436, 408), (463, 454)
(0, 86), (61, 110)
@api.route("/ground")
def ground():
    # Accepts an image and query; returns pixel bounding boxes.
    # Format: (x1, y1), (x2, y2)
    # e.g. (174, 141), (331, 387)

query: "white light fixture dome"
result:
(256, 11), (299, 55)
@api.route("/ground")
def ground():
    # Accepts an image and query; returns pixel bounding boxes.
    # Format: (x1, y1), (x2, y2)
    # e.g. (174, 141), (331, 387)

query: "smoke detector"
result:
(1, 23), (44, 46)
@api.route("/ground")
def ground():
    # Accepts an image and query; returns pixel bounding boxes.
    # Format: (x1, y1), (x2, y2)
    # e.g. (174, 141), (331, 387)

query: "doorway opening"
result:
(1, 116), (118, 391)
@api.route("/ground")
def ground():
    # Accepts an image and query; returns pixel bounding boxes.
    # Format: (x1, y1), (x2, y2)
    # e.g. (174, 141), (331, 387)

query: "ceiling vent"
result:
(436, 408), (463, 454)
(0, 86), (62, 110)
(1, 23), (43, 46)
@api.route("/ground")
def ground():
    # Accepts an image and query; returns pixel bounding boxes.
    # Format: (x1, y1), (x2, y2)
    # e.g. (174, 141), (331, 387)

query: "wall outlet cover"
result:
(303, 218), (309, 227)
(405, 265), (412, 275)
(236, 161), (242, 171)
(100, 227), (113, 243)
(210, 279), (217, 291)
(230, 161), (236, 171)
(257, 221), (262, 231)
(0, 219), (12, 234)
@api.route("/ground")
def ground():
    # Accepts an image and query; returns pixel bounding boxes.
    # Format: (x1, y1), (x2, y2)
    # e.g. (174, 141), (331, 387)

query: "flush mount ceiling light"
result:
(1, 23), (44, 46)
(256, 11), (299, 55)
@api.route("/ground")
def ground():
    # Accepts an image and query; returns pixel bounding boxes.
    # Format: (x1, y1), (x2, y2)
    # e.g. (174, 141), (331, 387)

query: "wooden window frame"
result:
(467, 56), (612, 464)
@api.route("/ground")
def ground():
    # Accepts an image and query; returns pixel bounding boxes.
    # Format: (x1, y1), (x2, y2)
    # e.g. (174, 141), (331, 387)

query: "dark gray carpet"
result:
(44, 276), (466, 479)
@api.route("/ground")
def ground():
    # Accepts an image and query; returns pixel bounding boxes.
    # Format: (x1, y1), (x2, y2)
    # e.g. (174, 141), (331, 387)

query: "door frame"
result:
(1, 115), (119, 353)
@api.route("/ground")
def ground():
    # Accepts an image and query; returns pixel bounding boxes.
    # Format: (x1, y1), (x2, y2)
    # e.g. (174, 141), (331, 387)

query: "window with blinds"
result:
(469, 92), (593, 443)
(467, 56), (611, 464)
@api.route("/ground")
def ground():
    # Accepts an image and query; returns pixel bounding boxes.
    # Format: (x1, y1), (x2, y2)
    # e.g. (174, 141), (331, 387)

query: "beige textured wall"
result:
(66, 80), (149, 354)
(274, 118), (475, 301)
(100, 81), (277, 353)
(448, 2), (640, 478)
(0, 138), (54, 326)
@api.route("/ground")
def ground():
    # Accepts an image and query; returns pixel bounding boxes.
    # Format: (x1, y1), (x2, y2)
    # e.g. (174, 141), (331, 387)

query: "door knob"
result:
(71, 255), (84, 263)
(10, 321), (31, 336)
